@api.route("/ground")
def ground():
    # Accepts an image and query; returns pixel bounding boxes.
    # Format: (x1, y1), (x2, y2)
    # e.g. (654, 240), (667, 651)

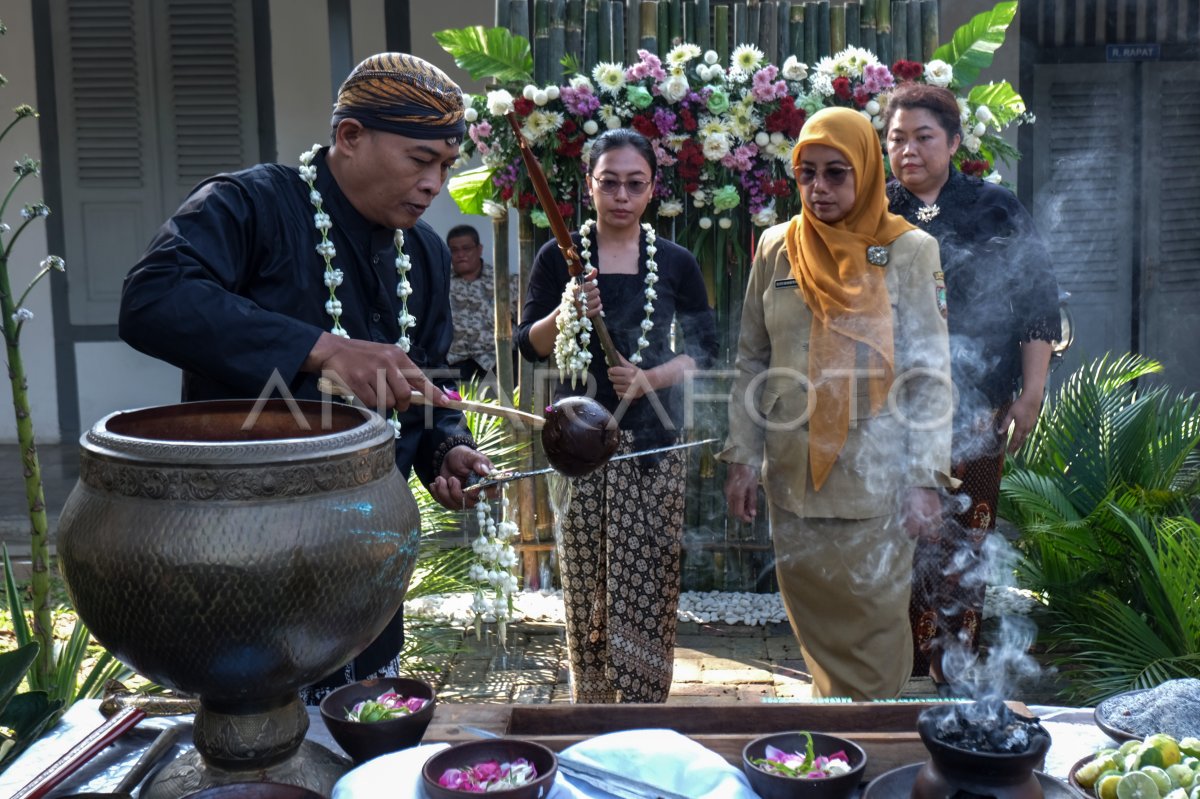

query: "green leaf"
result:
(433, 26), (534, 85)
(448, 166), (497, 216)
(931, 1), (1018, 89)
(0, 691), (64, 767)
(0, 642), (39, 716)
(967, 81), (1026, 127)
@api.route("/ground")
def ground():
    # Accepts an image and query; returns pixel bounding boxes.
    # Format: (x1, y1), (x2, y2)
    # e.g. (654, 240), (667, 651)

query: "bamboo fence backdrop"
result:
(493, 0), (943, 593)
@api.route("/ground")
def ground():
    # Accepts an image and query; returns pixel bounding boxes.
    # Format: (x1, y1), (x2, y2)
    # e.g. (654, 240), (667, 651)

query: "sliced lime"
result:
(1142, 766), (1173, 795)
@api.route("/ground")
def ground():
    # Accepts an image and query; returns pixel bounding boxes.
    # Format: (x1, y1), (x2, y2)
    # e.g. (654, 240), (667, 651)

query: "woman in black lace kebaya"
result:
(884, 83), (1061, 691)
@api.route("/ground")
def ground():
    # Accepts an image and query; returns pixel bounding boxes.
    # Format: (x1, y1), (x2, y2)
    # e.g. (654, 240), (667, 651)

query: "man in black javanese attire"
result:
(119, 53), (493, 703)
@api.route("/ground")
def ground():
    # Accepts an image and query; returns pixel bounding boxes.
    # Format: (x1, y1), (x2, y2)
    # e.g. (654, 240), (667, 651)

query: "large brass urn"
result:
(57, 399), (421, 798)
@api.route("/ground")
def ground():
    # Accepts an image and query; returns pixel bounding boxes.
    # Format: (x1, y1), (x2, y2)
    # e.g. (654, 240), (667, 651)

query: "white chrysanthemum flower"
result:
(667, 43), (702, 65)
(755, 131), (770, 147)
(972, 121), (986, 137)
(486, 89), (514, 116)
(704, 50), (719, 65)
(718, 217), (733, 230)
(781, 55), (808, 81)
(523, 110), (564, 143)
(658, 200), (683, 217)
(605, 115), (621, 130)
(698, 216), (713, 229)
(865, 100), (881, 116)
(533, 89), (549, 106)
(569, 74), (594, 90)
(698, 116), (729, 138)
(483, 200), (507, 219)
(810, 72), (834, 97)
(962, 133), (982, 152)
(702, 132), (731, 161)
(582, 119), (599, 135)
(974, 105), (993, 124)
(546, 85), (560, 100)
(731, 43), (765, 71)
(522, 84), (537, 100)
(925, 59), (954, 87)
(592, 61), (627, 95)
(814, 56), (837, 77)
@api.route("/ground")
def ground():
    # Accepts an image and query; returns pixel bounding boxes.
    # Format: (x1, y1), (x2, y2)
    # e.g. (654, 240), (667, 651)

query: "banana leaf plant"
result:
(1000, 353), (1200, 703)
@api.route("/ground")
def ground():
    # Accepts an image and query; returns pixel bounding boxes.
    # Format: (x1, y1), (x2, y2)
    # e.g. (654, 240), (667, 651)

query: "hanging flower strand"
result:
(552, 221), (660, 383)
(469, 495), (521, 649)
(299, 143), (416, 437)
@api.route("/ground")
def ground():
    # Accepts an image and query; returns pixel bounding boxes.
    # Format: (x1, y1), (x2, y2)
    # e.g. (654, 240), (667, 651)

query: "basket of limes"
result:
(1070, 734), (1200, 799)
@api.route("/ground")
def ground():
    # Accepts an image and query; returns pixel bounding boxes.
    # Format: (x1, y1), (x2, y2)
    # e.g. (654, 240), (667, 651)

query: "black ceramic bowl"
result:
(180, 783), (324, 799)
(421, 739), (558, 799)
(319, 676), (436, 763)
(742, 731), (868, 799)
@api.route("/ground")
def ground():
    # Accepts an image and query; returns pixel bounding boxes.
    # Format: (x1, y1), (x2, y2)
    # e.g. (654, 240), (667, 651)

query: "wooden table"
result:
(424, 701), (1034, 781)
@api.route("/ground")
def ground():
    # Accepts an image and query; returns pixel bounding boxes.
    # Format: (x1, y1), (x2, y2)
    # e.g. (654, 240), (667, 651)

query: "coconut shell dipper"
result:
(539, 396), (620, 477)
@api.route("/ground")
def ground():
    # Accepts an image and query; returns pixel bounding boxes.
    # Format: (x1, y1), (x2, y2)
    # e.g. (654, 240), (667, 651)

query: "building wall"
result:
(0, 2), (60, 442)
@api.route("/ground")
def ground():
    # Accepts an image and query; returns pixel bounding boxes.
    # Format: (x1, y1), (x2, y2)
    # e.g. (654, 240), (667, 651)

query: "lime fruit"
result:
(1099, 774), (1125, 799)
(1181, 739), (1200, 759)
(1142, 766), (1174, 795)
(1167, 765), (1195, 789)
(1166, 789), (1188, 799)
(1148, 735), (1184, 768)
(1122, 741), (1147, 756)
(1118, 771), (1163, 799)
(1079, 759), (1112, 789)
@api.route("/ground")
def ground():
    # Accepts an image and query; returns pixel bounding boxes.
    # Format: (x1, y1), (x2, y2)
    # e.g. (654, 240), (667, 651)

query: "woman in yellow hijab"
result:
(720, 107), (954, 700)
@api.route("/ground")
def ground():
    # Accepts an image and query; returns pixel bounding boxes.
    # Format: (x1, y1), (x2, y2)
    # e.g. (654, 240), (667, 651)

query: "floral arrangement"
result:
(438, 757), (539, 792)
(344, 690), (429, 722)
(438, 2), (1027, 254)
(750, 732), (854, 779)
(469, 494), (522, 648)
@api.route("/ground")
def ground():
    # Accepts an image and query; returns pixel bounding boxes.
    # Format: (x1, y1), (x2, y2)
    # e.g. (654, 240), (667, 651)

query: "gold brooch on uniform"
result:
(866, 245), (889, 266)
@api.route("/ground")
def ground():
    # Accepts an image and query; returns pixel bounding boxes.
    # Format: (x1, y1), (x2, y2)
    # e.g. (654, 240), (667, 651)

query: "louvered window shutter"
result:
(50, 0), (259, 326)
(1030, 63), (1136, 379)
(1139, 62), (1200, 394)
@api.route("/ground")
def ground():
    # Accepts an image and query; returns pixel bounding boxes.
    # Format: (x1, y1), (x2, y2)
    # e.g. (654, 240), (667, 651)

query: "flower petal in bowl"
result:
(421, 739), (558, 799)
(742, 731), (867, 799)
(318, 677), (436, 764)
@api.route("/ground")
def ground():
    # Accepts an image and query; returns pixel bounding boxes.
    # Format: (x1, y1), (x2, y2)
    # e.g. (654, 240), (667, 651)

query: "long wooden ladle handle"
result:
(317, 377), (544, 429)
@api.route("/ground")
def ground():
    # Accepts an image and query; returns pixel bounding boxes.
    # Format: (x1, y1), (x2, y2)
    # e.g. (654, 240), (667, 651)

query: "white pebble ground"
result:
(407, 585), (1040, 627)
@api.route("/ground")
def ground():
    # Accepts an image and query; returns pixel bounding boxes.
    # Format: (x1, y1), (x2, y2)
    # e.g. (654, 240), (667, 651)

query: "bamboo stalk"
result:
(695, 0), (710, 50)
(549, 0), (566, 84)
(534, 0), (550, 83)
(760, 0), (777, 61)
(566, 0), (584, 67)
(817, 0), (831, 57)
(511, 0), (530, 40)
(846, 1), (860, 47)
(830, 3), (845, 51)
(492, 217), (516, 411)
(598, 0), (612, 60)
(683, 0), (695, 45)
(860, 0), (877, 56)
(611, 0), (625, 63)
(921, 0), (939, 61)
(892, 0), (907, 61)
(734, 2), (748, 48)
(641, 0), (659, 52)
(496, 0), (511, 29)
(584, 0), (599, 67)
(790, 3), (805, 60)
(657, 0), (670, 49)
(804, 2), (817, 64)
(777, 1), (791, 64)
(714, 3), (730, 66)
(906, 0), (921, 61)
(876, 0), (891, 64)
(748, 1), (761, 52)
(626, 0), (641, 62)
(669, 0), (683, 45)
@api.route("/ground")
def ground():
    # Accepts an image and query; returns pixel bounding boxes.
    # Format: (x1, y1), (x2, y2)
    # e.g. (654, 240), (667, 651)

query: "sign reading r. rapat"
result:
(1106, 43), (1162, 61)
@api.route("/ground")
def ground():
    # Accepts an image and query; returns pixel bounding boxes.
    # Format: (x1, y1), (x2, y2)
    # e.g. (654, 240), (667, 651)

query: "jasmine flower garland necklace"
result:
(553, 220), (659, 386)
(299, 143), (415, 436)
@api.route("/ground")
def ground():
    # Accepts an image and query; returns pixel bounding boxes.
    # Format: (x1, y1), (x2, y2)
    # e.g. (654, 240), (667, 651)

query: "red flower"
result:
(513, 97), (534, 116)
(891, 60), (924, 82)
(765, 97), (806, 139)
(678, 108), (698, 132)
(631, 113), (659, 139)
(555, 129), (585, 159)
(499, 186), (514, 202)
(960, 159), (990, 178)
(518, 192), (537, 209)
(557, 201), (574, 220)
(832, 76), (852, 101)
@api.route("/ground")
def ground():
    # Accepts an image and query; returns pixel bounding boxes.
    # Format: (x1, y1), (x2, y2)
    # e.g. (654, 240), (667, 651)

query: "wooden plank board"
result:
(424, 702), (1033, 782)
